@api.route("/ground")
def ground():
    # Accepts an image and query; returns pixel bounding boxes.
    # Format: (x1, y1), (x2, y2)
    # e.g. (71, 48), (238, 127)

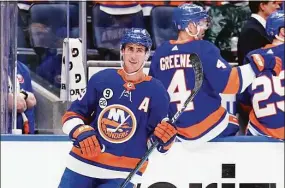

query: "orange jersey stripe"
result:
(169, 1), (189, 6)
(249, 111), (284, 140)
(117, 69), (152, 84)
(62, 111), (89, 125)
(71, 147), (148, 174)
(177, 106), (226, 139)
(273, 56), (282, 76)
(229, 115), (239, 126)
(223, 67), (240, 94)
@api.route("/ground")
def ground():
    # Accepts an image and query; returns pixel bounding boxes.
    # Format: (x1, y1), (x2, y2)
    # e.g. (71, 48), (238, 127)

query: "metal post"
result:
(65, 1), (70, 102)
(79, 1), (87, 81)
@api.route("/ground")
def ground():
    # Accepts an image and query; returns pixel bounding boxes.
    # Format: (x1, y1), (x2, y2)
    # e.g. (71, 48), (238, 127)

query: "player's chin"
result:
(199, 31), (206, 38)
(198, 33), (205, 40)
(124, 66), (138, 74)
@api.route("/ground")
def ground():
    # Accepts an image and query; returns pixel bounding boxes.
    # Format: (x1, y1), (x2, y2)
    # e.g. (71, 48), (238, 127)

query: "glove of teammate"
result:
(249, 53), (282, 76)
(70, 125), (102, 157)
(149, 120), (177, 153)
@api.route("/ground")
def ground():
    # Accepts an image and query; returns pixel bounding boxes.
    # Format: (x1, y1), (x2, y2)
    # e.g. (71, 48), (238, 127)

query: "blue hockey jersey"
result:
(8, 61), (35, 134)
(149, 40), (254, 141)
(62, 69), (169, 183)
(238, 44), (284, 140)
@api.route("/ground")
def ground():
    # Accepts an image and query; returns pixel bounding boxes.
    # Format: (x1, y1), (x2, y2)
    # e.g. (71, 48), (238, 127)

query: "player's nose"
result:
(130, 53), (137, 60)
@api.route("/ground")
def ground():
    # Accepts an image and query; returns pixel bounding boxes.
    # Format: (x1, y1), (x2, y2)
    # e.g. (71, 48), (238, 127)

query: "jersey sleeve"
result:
(61, 71), (101, 135)
(149, 50), (160, 78)
(146, 80), (171, 153)
(200, 41), (255, 94)
(147, 79), (170, 135)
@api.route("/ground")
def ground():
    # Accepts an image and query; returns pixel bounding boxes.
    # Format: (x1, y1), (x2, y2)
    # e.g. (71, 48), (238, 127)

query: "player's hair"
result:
(249, 1), (270, 14)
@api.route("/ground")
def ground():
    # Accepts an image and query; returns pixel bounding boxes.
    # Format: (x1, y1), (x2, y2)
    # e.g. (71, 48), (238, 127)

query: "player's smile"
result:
(129, 60), (138, 65)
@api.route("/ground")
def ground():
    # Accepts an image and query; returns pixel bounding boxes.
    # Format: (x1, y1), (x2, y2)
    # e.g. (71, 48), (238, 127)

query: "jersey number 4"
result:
(168, 70), (194, 111)
(252, 70), (284, 118)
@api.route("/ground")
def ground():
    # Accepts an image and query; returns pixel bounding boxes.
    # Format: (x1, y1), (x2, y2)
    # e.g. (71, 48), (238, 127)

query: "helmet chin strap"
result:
(275, 34), (284, 43)
(120, 50), (150, 76)
(185, 23), (201, 39)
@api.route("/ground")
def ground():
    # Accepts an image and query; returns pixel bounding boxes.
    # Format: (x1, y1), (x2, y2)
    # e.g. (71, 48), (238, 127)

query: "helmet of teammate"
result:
(120, 28), (152, 51)
(173, 3), (210, 31)
(266, 10), (285, 38)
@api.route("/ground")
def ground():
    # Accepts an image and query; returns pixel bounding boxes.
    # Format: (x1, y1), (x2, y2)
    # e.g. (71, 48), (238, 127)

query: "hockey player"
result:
(238, 11), (284, 140)
(58, 28), (177, 188)
(149, 3), (282, 143)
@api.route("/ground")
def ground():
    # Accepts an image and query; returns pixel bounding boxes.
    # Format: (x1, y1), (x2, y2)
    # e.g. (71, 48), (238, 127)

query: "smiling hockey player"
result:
(59, 28), (177, 188)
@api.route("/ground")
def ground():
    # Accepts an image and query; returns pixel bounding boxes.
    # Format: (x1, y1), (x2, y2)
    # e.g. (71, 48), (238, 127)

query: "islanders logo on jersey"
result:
(97, 104), (137, 144)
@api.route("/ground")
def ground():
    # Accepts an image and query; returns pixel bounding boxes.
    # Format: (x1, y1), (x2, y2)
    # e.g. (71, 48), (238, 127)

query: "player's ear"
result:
(120, 47), (125, 61)
(280, 27), (284, 37)
(188, 22), (196, 34)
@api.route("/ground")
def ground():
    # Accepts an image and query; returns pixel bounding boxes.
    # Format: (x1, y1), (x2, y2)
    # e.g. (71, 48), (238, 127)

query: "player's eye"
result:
(137, 48), (144, 53)
(127, 46), (134, 52)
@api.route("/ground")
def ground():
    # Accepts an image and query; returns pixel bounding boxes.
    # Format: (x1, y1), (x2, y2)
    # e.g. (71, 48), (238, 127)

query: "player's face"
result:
(122, 43), (147, 74)
(262, 1), (280, 17)
(280, 28), (285, 40)
(196, 18), (211, 39)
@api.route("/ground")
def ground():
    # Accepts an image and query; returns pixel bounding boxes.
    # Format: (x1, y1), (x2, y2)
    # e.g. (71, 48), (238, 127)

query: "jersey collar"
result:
(117, 69), (152, 85)
(169, 38), (195, 44)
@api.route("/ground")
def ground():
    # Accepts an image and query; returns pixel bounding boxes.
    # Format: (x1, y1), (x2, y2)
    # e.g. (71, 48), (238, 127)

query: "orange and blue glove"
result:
(149, 120), (177, 153)
(70, 125), (102, 158)
(249, 54), (282, 76)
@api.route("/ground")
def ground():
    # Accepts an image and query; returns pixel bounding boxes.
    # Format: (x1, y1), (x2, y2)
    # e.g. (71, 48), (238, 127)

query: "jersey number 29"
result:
(168, 70), (194, 111)
(252, 70), (284, 118)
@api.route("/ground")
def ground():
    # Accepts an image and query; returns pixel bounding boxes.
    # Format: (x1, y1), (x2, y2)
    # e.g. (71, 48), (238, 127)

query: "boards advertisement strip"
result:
(1, 138), (283, 188)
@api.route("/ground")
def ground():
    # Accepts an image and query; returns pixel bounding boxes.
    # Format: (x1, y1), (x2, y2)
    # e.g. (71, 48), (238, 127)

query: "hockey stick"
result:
(120, 53), (204, 188)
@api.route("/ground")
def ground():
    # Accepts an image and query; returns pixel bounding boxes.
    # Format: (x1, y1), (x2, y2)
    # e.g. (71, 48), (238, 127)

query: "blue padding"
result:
(212, 136), (282, 142)
(92, 4), (145, 52)
(0, 135), (282, 142)
(0, 135), (69, 142)
(29, 3), (79, 48)
(151, 6), (177, 49)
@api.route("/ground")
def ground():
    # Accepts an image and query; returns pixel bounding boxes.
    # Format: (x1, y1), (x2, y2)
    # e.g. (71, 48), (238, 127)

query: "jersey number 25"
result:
(168, 70), (194, 111)
(252, 70), (284, 118)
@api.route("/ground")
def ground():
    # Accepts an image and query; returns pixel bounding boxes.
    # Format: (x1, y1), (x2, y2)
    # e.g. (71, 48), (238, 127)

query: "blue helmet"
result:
(266, 10), (285, 37)
(173, 3), (209, 30)
(120, 28), (152, 50)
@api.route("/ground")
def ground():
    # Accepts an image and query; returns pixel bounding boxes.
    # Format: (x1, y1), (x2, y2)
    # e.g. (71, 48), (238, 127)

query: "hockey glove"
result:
(150, 120), (177, 153)
(249, 54), (282, 76)
(70, 125), (101, 157)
